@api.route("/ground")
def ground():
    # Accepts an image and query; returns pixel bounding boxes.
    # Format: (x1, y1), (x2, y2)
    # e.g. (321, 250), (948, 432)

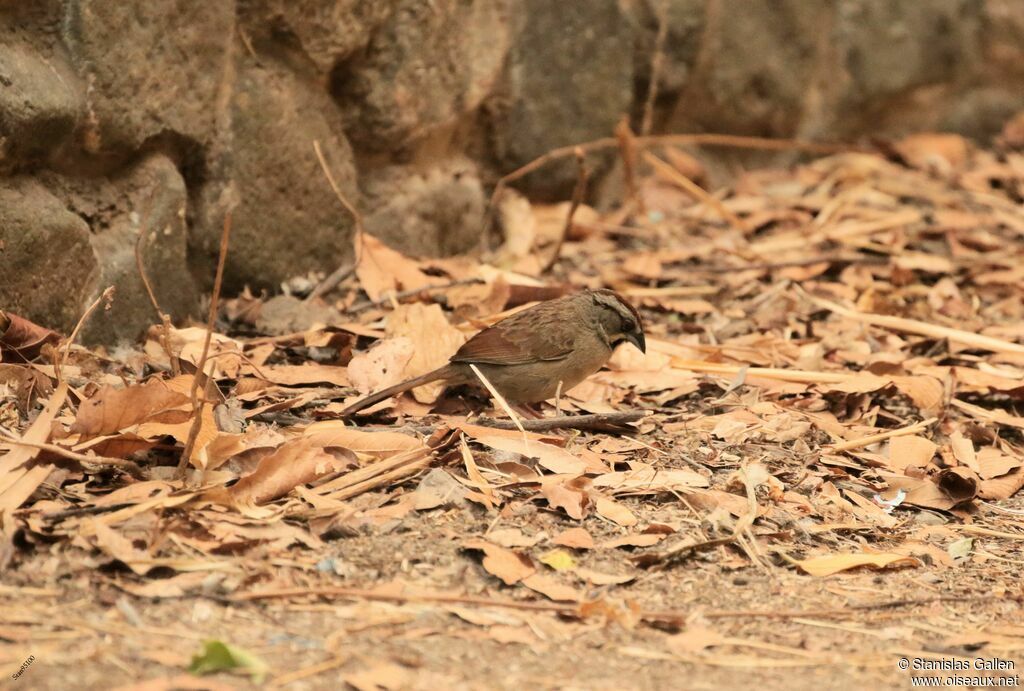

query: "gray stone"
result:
(239, 0), (398, 75)
(193, 60), (359, 292)
(630, 0), (705, 104)
(61, 0), (234, 156)
(667, 0), (831, 137)
(0, 41), (82, 171)
(332, 0), (512, 152)
(488, 0), (633, 198)
(38, 154), (201, 344)
(0, 178), (97, 333)
(362, 158), (485, 258)
(836, 0), (983, 108)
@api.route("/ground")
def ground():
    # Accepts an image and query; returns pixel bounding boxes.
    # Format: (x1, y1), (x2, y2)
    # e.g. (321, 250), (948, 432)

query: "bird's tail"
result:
(340, 364), (455, 417)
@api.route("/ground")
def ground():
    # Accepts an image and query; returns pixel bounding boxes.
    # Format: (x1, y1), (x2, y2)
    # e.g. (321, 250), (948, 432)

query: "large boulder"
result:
(331, 0), (512, 152)
(0, 41), (82, 172)
(0, 177), (97, 333)
(61, 0), (234, 157)
(238, 0), (398, 76)
(362, 158), (485, 258)
(193, 59), (359, 292)
(37, 154), (201, 344)
(487, 0), (633, 199)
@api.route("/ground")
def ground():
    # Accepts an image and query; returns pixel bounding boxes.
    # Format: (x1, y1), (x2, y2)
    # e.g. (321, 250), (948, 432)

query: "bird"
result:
(340, 289), (645, 416)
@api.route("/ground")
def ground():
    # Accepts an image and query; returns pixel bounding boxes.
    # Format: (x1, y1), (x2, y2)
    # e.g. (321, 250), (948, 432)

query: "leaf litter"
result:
(3, 131), (1024, 687)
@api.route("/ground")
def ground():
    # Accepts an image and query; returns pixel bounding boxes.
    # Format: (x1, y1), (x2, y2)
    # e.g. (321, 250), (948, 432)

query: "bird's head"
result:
(590, 289), (646, 354)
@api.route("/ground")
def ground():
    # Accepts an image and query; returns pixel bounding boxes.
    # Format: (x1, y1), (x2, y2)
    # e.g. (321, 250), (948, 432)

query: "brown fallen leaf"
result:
(303, 421), (426, 455)
(346, 337), (415, 398)
(539, 475), (592, 520)
(0, 311), (60, 358)
(463, 538), (536, 585)
(72, 377), (191, 437)
(553, 527), (595, 550)
(467, 432), (587, 475)
(344, 662), (414, 691)
(92, 521), (152, 576)
(213, 438), (354, 506)
(355, 232), (441, 301)
(521, 573), (583, 602)
(887, 435), (938, 473)
(595, 496), (638, 527)
(385, 302), (466, 403)
(242, 363), (348, 387)
(978, 465), (1024, 501)
(600, 533), (666, 549)
(795, 551), (921, 577)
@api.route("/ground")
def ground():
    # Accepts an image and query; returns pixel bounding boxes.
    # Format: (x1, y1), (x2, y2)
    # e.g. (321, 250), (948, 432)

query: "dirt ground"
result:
(4, 137), (1024, 689)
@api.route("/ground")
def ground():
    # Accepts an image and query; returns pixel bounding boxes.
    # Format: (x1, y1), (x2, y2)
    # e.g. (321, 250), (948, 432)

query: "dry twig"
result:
(542, 148), (588, 273)
(177, 212), (232, 477)
(308, 140), (365, 301)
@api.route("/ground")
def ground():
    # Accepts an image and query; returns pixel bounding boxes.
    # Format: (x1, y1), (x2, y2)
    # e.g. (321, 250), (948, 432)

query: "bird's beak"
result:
(625, 331), (646, 354)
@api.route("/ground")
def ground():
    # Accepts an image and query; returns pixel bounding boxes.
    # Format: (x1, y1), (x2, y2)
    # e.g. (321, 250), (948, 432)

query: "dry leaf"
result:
(553, 527), (595, 550)
(521, 574), (582, 602)
(595, 496), (638, 527)
(385, 303), (465, 403)
(887, 435), (938, 473)
(796, 551), (921, 577)
(355, 233), (440, 301)
(216, 438), (353, 506)
(463, 539), (536, 585)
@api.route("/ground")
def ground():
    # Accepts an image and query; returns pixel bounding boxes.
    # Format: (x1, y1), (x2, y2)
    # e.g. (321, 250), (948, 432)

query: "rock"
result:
(488, 0), (633, 198)
(0, 41), (82, 172)
(835, 0), (983, 111)
(630, 0), (705, 107)
(239, 0), (398, 75)
(193, 60), (359, 292)
(666, 0), (830, 138)
(40, 154), (201, 344)
(255, 295), (342, 335)
(362, 158), (485, 258)
(332, 0), (512, 152)
(0, 177), (97, 333)
(61, 0), (233, 156)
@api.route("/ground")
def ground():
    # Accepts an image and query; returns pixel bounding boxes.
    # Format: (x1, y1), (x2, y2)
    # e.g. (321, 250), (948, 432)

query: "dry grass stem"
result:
(178, 212), (232, 476)
(308, 139), (365, 301)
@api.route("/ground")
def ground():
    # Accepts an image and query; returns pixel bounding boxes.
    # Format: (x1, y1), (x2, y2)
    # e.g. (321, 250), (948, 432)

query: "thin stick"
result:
(633, 536), (736, 568)
(0, 435), (143, 477)
(640, 0), (669, 136)
(802, 289), (1024, 355)
(474, 411), (648, 433)
(643, 151), (748, 232)
(177, 212), (232, 476)
(308, 140), (364, 301)
(671, 359), (854, 384)
(313, 446), (431, 495)
(483, 133), (861, 235)
(345, 278), (485, 314)
(615, 118), (643, 215)
(542, 148), (588, 273)
(268, 655), (349, 688)
(56, 286), (115, 381)
(320, 453), (434, 502)
(829, 417), (937, 453)
(233, 587), (1005, 623)
(469, 364), (529, 448)
(134, 209), (180, 376)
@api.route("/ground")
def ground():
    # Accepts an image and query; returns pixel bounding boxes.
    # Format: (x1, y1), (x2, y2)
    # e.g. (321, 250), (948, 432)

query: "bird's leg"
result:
(512, 404), (545, 419)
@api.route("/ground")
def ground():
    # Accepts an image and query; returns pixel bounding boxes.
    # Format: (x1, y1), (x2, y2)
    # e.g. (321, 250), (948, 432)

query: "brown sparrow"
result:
(341, 289), (645, 416)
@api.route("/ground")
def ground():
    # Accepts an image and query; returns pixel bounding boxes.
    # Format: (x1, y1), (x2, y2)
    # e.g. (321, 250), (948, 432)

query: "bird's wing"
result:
(450, 302), (577, 366)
